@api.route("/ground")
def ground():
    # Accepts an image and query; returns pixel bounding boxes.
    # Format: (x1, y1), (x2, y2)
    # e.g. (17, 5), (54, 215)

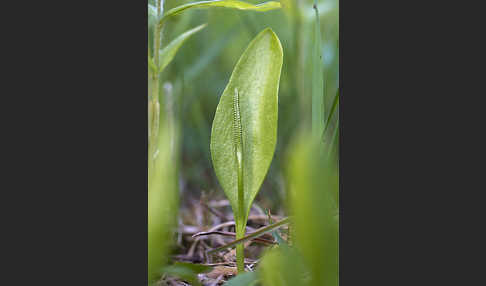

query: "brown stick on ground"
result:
(192, 230), (276, 245)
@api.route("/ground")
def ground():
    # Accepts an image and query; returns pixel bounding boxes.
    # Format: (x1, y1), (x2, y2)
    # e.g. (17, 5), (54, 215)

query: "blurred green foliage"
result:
(148, 123), (180, 283)
(260, 129), (338, 286)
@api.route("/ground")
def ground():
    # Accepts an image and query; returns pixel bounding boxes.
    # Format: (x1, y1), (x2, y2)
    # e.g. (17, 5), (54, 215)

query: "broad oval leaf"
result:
(159, 0), (281, 26)
(158, 23), (207, 73)
(210, 28), (283, 227)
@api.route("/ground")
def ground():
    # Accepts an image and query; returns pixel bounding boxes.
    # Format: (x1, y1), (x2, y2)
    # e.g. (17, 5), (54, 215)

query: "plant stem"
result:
(154, 0), (162, 68)
(236, 239), (245, 272)
(150, 0), (163, 158)
(233, 88), (245, 273)
(236, 164), (244, 273)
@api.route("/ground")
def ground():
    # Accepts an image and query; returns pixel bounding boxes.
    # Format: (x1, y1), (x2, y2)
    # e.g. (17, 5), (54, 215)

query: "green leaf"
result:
(148, 54), (157, 74)
(159, 1), (281, 26)
(286, 131), (339, 286)
(162, 266), (200, 286)
(324, 89), (339, 135)
(210, 27), (282, 231)
(224, 271), (259, 286)
(148, 126), (179, 283)
(210, 28), (283, 272)
(158, 23), (207, 73)
(161, 262), (211, 286)
(260, 246), (308, 286)
(311, 1), (325, 139)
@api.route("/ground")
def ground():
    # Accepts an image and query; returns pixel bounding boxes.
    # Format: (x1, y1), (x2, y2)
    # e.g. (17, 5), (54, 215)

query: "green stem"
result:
(236, 169), (244, 272)
(233, 88), (245, 273)
(150, 0), (163, 157)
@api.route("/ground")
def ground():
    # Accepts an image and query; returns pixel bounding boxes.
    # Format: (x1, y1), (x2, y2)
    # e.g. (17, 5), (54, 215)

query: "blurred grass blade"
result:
(325, 90), (339, 131)
(184, 25), (239, 81)
(159, 0), (281, 26)
(158, 24), (207, 73)
(322, 89), (339, 140)
(161, 262), (211, 286)
(326, 118), (339, 158)
(286, 131), (338, 286)
(259, 249), (285, 286)
(148, 125), (179, 284)
(259, 245), (307, 286)
(311, 1), (324, 139)
(207, 217), (289, 254)
(224, 271), (259, 286)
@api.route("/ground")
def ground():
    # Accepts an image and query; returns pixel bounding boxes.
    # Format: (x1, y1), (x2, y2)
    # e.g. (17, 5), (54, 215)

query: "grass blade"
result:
(321, 89), (339, 140)
(224, 271), (259, 286)
(158, 24), (207, 73)
(311, 1), (324, 139)
(159, 0), (281, 26)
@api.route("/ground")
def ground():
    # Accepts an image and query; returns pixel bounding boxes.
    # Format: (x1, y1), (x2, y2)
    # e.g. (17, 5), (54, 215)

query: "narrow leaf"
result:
(161, 262), (211, 286)
(158, 23), (207, 73)
(224, 271), (259, 286)
(159, 1), (281, 26)
(287, 132), (339, 286)
(311, 2), (324, 139)
(321, 89), (339, 140)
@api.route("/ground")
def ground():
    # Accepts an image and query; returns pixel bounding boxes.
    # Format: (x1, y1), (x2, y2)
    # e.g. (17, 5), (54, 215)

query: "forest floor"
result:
(158, 192), (288, 286)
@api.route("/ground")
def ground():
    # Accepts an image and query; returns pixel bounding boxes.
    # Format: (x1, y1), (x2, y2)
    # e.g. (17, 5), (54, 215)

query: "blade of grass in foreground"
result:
(311, 0), (325, 139)
(148, 126), (179, 283)
(287, 131), (338, 286)
(321, 89), (339, 143)
(159, 0), (281, 26)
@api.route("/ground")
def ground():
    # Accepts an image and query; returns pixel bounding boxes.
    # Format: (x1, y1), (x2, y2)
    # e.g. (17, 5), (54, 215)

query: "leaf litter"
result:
(158, 191), (289, 286)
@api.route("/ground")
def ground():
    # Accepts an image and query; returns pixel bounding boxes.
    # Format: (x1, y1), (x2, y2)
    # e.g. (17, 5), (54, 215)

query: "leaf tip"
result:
(259, 27), (283, 58)
(196, 23), (208, 31)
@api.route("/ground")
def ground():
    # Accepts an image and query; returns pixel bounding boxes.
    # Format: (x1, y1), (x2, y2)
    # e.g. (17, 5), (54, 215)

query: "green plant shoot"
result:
(210, 28), (283, 273)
